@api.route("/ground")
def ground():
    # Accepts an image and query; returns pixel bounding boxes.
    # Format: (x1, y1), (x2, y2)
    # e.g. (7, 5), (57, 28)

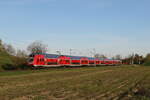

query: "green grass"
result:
(0, 66), (150, 100)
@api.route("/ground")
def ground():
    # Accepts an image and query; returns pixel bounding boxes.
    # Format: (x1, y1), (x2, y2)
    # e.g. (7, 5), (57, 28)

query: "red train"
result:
(28, 53), (122, 67)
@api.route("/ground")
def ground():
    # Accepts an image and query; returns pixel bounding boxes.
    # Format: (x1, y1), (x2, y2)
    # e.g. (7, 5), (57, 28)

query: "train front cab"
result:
(34, 55), (45, 66)
(28, 54), (45, 67)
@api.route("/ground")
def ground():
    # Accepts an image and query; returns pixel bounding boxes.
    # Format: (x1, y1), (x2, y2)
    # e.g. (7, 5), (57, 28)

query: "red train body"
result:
(28, 53), (122, 67)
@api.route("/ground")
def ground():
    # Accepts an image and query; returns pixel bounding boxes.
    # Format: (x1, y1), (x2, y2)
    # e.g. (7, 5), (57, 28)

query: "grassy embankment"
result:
(0, 50), (27, 71)
(0, 66), (150, 100)
(0, 51), (13, 71)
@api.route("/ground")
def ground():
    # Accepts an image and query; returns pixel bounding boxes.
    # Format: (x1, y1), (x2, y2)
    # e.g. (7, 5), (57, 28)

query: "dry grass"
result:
(0, 66), (150, 100)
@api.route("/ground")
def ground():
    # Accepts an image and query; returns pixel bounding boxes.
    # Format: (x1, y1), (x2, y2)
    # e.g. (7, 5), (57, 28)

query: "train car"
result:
(95, 58), (101, 65)
(69, 56), (82, 66)
(44, 54), (59, 66)
(88, 57), (96, 66)
(80, 57), (89, 66)
(115, 60), (122, 65)
(102, 59), (114, 65)
(113, 60), (118, 65)
(100, 58), (105, 65)
(58, 55), (71, 66)
(28, 53), (44, 67)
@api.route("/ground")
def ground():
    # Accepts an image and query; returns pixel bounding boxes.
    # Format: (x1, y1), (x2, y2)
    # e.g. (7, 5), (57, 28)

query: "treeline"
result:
(121, 53), (150, 66)
(122, 54), (144, 65)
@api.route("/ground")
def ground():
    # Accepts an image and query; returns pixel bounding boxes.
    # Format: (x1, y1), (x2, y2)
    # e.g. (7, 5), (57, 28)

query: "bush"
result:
(144, 62), (150, 66)
(0, 55), (28, 70)
(144, 54), (150, 66)
(19, 63), (30, 70)
(1, 59), (28, 70)
(2, 64), (17, 70)
(11, 56), (28, 70)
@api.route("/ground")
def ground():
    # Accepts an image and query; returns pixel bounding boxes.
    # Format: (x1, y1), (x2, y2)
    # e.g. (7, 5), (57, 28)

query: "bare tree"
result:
(16, 49), (27, 58)
(94, 53), (107, 59)
(4, 44), (16, 55)
(0, 39), (2, 46)
(94, 53), (100, 58)
(27, 41), (48, 54)
(0, 39), (2, 51)
(115, 54), (122, 60)
(122, 54), (136, 65)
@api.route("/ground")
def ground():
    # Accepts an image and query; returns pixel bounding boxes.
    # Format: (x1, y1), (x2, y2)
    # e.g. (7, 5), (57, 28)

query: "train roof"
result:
(67, 56), (82, 60)
(87, 57), (96, 60)
(67, 55), (89, 59)
(29, 53), (122, 61)
(45, 54), (60, 58)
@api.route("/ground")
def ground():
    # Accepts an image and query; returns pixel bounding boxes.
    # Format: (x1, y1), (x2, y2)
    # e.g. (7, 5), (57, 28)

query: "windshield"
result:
(29, 54), (35, 57)
(28, 57), (34, 63)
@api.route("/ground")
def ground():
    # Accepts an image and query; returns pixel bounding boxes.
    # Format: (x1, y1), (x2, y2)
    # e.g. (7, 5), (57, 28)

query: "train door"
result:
(35, 55), (45, 66)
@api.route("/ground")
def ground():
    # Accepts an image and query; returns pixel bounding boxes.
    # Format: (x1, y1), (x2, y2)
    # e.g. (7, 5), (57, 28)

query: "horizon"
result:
(0, 0), (150, 57)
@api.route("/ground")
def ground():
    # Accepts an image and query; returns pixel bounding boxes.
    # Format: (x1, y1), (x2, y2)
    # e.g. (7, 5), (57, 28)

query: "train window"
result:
(29, 54), (35, 57)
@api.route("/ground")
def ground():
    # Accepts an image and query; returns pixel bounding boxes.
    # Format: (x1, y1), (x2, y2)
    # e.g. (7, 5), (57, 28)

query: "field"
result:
(0, 66), (150, 100)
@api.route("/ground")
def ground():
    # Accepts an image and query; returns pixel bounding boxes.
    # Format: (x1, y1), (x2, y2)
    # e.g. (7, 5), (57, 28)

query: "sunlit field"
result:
(0, 66), (150, 100)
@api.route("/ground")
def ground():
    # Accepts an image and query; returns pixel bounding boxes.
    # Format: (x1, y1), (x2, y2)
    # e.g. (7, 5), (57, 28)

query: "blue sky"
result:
(0, 0), (150, 57)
